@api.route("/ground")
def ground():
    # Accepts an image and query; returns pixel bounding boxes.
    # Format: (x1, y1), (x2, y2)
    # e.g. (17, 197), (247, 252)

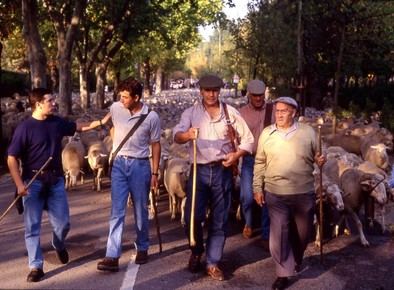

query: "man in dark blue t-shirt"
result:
(7, 88), (104, 282)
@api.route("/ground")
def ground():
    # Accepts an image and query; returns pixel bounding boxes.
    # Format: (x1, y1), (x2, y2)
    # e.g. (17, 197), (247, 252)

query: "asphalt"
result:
(0, 173), (393, 290)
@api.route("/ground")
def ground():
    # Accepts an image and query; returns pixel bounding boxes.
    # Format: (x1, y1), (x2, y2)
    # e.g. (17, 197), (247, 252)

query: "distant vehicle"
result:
(170, 79), (184, 90)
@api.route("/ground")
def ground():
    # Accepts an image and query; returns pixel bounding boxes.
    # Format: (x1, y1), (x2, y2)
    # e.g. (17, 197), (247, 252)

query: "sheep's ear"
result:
(360, 179), (373, 191)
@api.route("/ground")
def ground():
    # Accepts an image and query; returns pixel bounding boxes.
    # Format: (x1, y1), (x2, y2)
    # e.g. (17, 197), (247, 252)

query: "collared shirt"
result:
(239, 103), (274, 154)
(173, 102), (254, 164)
(267, 121), (298, 140)
(110, 102), (161, 158)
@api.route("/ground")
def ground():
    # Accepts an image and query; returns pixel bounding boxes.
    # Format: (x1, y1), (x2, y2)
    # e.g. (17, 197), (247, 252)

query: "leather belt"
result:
(118, 155), (149, 160)
(198, 160), (224, 166)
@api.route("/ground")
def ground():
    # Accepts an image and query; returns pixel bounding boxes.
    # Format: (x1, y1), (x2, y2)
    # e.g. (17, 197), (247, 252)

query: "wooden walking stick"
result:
(190, 128), (198, 247)
(317, 122), (324, 264)
(151, 188), (163, 253)
(0, 157), (53, 223)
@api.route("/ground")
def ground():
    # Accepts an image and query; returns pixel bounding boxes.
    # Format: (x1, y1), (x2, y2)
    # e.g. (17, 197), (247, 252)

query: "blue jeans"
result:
(23, 177), (70, 269)
(240, 154), (270, 239)
(185, 163), (233, 266)
(105, 157), (151, 258)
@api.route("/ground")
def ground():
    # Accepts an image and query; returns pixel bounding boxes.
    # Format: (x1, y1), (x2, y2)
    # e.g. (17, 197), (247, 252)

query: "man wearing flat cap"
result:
(239, 80), (274, 245)
(173, 74), (254, 281)
(253, 96), (326, 290)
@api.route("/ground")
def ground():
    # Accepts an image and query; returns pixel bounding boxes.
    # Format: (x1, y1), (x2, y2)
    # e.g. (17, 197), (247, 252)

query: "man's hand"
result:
(187, 127), (199, 141)
(16, 184), (27, 196)
(151, 175), (159, 191)
(314, 153), (326, 168)
(254, 191), (265, 207)
(222, 152), (238, 167)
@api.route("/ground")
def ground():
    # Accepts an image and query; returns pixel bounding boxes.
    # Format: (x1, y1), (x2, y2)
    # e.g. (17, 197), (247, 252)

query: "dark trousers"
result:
(265, 191), (315, 277)
(185, 163), (233, 266)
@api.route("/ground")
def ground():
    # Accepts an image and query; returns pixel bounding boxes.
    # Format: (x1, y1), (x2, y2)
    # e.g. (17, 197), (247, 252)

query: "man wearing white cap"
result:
(239, 80), (274, 245)
(253, 96), (326, 290)
(174, 74), (254, 281)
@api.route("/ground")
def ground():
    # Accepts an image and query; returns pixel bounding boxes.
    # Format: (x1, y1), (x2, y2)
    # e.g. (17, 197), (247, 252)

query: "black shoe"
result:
(97, 257), (119, 272)
(135, 250), (148, 264)
(260, 239), (270, 251)
(56, 248), (69, 264)
(272, 277), (289, 290)
(27, 268), (44, 282)
(188, 254), (201, 273)
(295, 264), (302, 274)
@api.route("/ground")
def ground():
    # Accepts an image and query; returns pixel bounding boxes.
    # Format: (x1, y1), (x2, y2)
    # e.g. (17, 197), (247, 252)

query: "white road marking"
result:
(120, 255), (140, 290)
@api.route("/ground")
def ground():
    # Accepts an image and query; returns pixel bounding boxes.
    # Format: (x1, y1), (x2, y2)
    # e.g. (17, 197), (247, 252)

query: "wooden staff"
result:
(0, 157), (53, 223)
(190, 128), (198, 246)
(151, 188), (162, 253)
(317, 124), (324, 264)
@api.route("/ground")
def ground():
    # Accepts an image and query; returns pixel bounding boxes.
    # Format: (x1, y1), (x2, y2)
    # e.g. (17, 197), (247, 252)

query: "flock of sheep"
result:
(2, 89), (394, 248)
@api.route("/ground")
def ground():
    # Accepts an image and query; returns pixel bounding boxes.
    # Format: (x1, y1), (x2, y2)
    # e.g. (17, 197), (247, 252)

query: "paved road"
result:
(0, 173), (393, 290)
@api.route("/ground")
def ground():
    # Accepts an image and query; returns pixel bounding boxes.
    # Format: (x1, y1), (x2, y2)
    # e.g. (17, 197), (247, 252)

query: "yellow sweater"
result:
(253, 123), (317, 195)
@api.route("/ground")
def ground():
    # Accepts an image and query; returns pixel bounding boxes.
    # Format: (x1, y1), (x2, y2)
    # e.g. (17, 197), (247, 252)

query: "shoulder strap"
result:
(111, 110), (151, 160)
(222, 102), (237, 152)
(264, 103), (274, 128)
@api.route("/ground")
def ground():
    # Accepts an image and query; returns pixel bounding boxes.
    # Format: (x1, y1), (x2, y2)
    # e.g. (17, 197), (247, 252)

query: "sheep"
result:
(361, 143), (390, 171)
(164, 158), (190, 225)
(313, 167), (345, 247)
(338, 168), (387, 246)
(61, 138), (86, 189)
(85, 141), (108, 191)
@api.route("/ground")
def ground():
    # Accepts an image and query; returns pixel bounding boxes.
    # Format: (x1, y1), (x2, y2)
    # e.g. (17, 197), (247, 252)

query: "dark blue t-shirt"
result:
(7, 115), (76, 179)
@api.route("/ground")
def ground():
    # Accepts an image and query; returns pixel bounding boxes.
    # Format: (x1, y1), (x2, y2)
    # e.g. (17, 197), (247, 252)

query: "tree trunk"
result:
(95, 63), (106, 109)
(47, 0), (86, 116)
(113, 71), (120, 102)
(252, 55), (259, 79)
(155, 66), (163, 94)
(0, 41), (2, 84)
(22, 0), (47, 89)
(48, 60), (59, 92)
(79, 63), (90, 109)
(58, 42), (72, 115)
(143, 58), (151, 98)
(333, 27), (345, 109)
(295, 0), (304, 107)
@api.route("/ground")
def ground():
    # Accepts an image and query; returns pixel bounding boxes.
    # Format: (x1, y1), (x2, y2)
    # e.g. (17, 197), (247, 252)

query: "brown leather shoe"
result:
(243, 225), (253, 239)
(135, 250), (148, 264)
(188, 254), (201, 273)
(206, 265), (224, 281)
(97, 257), (119, 272)
(27, 268), (44, 282)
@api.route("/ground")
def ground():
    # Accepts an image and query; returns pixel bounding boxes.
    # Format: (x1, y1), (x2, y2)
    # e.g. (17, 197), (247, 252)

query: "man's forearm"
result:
(174, 132), (190, 144)
(151, 142), (161, 174)
(7, 156), (24, 188)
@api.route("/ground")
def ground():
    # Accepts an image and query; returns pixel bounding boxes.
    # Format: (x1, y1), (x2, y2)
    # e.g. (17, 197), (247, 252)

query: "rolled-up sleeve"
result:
(173, 107), (192, 141)
(233, 111), (254, 154)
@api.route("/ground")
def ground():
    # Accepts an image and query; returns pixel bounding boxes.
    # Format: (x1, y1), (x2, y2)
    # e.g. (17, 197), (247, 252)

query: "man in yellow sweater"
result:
(253, 96), (326, 290)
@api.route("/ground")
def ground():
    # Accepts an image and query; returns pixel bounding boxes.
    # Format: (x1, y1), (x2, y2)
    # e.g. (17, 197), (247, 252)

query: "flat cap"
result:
(274, 96), (298, 109)
(198, 74), (224, 89)
(247, 80), (266, 95)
